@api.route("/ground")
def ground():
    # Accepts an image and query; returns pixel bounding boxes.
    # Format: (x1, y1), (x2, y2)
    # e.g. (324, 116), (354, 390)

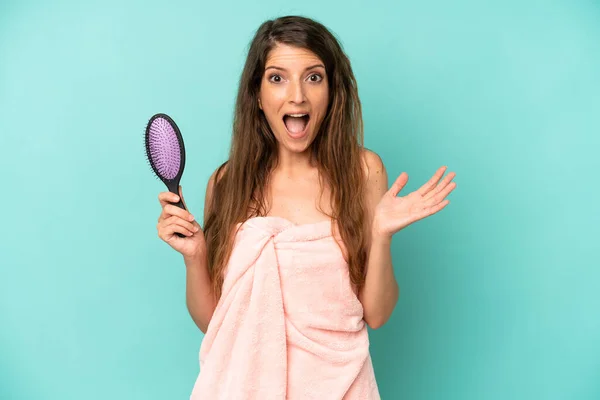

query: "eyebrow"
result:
(265, 64), (325, 72)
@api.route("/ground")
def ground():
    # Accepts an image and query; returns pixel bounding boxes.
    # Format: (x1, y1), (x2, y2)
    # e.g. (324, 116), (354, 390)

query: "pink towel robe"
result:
(190, 216), (380, 399)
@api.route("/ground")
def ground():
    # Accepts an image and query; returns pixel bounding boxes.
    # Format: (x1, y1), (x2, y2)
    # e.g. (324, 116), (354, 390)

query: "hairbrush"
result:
(144, 113), (187, 238)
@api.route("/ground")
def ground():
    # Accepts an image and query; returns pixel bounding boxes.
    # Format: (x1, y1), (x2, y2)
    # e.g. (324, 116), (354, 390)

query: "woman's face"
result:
(258, 44), (329, 154)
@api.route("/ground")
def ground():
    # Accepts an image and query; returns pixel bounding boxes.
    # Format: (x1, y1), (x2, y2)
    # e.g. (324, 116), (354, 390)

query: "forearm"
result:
(183, 254), (217, 333)
(359, 232), (399, 329)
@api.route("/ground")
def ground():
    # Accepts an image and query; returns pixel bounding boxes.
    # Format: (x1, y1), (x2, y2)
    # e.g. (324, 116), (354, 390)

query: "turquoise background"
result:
(1, 0), (599, 399)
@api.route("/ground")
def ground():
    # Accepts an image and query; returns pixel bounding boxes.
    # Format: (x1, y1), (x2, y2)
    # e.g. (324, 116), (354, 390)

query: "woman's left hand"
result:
(372, 166), (457, 238)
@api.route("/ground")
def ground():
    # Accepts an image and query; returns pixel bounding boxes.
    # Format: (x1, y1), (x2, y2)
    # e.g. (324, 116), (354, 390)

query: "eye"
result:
(308, 73), (323, 82)
(268, 74), (282, 83)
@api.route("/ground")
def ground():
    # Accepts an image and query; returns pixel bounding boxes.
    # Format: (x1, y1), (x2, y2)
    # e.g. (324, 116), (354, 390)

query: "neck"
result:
(274, 145), (315, 176)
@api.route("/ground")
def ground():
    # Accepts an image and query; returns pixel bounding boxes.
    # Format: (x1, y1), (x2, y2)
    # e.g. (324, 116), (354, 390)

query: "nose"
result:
(288, 80), (306, 104)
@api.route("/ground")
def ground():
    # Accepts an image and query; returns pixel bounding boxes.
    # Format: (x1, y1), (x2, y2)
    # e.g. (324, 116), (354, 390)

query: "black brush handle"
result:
(166, 180), (187, 238)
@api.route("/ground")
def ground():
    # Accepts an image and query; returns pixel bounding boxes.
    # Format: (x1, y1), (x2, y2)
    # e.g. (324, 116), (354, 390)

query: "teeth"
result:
(287, 113), (308, 117)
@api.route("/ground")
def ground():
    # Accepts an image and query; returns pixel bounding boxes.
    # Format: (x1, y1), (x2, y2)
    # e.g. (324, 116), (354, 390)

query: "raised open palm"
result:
(373, 166), (457, 237)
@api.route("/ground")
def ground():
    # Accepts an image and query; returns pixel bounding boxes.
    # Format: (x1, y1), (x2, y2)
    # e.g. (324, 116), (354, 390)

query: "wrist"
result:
(183, 251), (205, 268)
(371, 219), (392, 245)
(371, 232), (392, 247)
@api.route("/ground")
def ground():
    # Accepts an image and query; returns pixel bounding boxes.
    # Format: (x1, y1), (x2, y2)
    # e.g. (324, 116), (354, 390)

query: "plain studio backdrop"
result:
(1, 0), (599, 399)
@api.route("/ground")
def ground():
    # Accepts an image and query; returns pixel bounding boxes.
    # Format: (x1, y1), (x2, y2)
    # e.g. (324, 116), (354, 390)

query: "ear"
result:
(258, 98), (262, 110)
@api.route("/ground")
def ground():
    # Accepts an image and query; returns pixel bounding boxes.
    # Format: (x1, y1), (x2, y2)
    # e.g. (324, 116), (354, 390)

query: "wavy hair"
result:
(203, 15), (368, 302)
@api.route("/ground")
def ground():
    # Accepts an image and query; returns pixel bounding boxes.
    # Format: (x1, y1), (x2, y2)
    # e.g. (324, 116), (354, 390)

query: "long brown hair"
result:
(204, 15), (368, 302)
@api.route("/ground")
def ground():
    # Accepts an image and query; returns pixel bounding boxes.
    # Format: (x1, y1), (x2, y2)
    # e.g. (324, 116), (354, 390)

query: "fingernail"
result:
(189, 214), (195, 221)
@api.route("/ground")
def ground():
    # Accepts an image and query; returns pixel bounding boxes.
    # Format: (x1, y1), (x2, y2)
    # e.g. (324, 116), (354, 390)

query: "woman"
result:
(156, 15), (456, 400)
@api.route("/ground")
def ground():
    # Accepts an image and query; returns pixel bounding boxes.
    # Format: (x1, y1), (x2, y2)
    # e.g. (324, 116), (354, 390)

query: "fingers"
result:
(157, 221), (193, 239)
(424, 171), (456, 201)
(426, 199), (450, 217)
(388, 172), (408, 197)
(157, 192), (194, 222)
(417, 166), (447, 196)
(158, 215), (198, 238)
(163, 203), (195, 221)
(158, 191), (181, 208)
(424, 181), (456, 207)
(417, 199), (450, 221)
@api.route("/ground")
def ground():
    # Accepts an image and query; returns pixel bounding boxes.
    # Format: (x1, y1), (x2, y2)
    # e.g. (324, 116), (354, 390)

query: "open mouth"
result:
(283, 113), (310, 137)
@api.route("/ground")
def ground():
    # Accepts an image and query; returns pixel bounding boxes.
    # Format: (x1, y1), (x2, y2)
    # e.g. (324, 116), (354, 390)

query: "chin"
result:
(281, 139), (311, 154)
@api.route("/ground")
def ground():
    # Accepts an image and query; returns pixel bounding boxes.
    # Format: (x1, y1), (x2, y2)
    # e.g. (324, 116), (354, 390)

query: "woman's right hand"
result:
(157, 186), (206, 259)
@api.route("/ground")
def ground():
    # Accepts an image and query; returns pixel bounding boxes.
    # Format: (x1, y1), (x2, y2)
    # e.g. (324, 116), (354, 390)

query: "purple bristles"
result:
(147, 117), (181, 180)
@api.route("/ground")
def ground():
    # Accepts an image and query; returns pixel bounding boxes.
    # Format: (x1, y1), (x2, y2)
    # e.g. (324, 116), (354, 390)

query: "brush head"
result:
(145, 113), (185, 187)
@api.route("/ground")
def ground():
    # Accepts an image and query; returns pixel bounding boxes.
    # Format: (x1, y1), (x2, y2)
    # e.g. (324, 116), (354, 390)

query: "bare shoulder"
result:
(360, 148), (388, 231)
(360, 148), (387, 193)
